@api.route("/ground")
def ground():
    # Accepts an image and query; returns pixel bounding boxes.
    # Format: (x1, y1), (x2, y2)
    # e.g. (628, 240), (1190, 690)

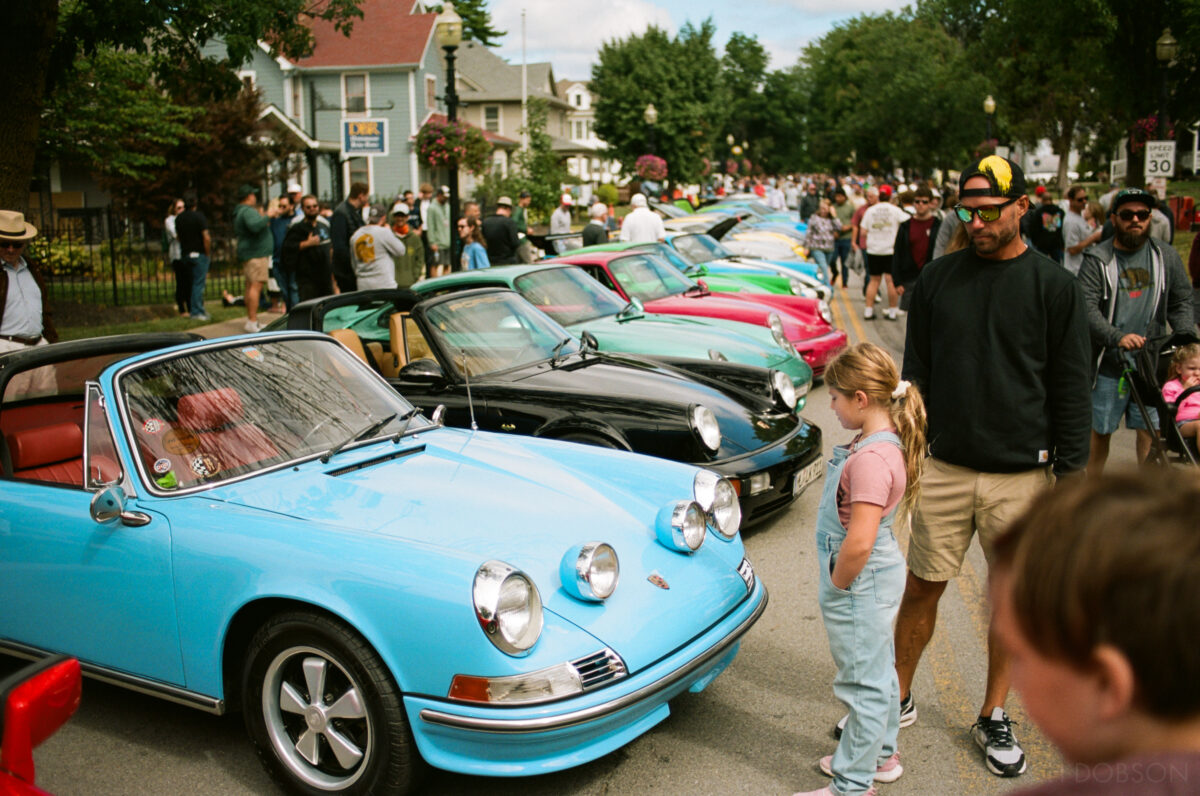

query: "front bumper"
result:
(406, 577), (768, 776)
(791, 329), (848, 376)
(712, 418), (823, 525)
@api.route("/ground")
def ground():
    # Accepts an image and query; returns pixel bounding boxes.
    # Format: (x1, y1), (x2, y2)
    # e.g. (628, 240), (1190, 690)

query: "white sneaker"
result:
(885, 308), (898, 321)
(244, 320), (261, 333)
(863, 307), (875, 320)
(972, 708), (1027, 777)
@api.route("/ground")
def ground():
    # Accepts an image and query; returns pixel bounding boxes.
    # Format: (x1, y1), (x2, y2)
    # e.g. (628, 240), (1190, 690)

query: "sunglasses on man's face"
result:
(1116, 209), (1151, 222)
(0, 242), (25, 250)
(954, 197), (1018, 223)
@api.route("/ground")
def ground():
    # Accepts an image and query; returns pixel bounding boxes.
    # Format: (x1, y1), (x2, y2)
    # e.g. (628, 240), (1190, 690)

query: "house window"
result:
(425, 75), (437, 111)
(484, 106), (499, 133)
(237, 71), (256, 91)
(343, 73), (367, 115)
(573, 93), (583, 107)
(348, 157), (370, 190)
(572, 121), (582, 140)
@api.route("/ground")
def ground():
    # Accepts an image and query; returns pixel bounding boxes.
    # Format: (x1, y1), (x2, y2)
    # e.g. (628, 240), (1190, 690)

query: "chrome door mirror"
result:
(431, 404), (446, 425)
(90, 487), (125, 524)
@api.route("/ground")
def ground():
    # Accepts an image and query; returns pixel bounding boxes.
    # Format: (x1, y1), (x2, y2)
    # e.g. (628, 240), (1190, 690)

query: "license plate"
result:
(793, 458), (822, 496)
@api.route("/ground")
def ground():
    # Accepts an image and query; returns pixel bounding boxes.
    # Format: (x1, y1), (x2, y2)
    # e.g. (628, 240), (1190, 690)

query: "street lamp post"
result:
(1156, 28), (1178, 142)
(983, 94), (996, 144)
(643, 102), (658, 156)
(435, 3), (463, 268)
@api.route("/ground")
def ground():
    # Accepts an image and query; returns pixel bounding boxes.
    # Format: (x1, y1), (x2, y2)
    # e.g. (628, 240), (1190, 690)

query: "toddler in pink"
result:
(1161, 342), (1200, 439)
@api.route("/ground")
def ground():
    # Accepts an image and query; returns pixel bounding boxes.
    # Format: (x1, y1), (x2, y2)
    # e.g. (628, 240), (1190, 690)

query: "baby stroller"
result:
(1124, 331), (1200, 467)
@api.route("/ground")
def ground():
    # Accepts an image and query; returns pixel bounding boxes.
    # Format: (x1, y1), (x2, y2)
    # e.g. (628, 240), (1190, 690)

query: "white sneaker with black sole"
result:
(972, 707), (1027, 777)
(863, 306), (874, 319)
(834, 692), (916, 740)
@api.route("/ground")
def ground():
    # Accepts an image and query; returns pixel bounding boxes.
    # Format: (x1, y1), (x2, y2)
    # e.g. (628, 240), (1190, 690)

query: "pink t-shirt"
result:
(836, 437), (907, 528)
(1162, 378), (1200, 423)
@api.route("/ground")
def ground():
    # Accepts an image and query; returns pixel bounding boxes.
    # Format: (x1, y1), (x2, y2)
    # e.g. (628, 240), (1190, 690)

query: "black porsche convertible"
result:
(268, 288), (822, 524)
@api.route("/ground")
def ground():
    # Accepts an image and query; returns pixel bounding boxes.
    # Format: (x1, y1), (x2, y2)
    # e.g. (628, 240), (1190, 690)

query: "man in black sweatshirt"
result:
(896, 156), (1091, 779)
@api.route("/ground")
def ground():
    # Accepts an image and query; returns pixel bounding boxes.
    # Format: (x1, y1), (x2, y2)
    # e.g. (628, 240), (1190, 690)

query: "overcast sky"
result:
(488, 0), (910, 80)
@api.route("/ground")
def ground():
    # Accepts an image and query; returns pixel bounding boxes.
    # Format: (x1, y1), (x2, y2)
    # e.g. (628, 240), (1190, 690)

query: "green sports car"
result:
(414, 263), (814, 406)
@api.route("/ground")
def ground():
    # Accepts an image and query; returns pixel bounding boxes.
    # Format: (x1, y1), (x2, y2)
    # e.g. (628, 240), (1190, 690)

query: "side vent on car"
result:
(325, 445), (425, 476)
(572, 648), (627, 691)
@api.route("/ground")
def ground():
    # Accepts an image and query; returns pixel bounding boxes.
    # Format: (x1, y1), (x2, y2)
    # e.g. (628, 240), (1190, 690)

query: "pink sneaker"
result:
(792, 786), (877, 796)
(819, 752), (903, 783)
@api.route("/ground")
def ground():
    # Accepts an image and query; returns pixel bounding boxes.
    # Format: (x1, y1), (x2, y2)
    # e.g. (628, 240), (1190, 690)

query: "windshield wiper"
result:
(683, 283), (707, 297)
(320, 412), (397, 463)
(388, 406), (423, 442)
(550, 337), (573, 367)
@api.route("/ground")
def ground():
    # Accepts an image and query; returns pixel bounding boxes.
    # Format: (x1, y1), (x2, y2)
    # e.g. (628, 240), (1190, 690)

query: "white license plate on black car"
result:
(793, 459), (822, 496)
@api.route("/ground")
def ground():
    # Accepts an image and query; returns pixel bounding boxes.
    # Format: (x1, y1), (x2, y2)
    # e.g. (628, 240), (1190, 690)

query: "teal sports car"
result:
(414, 263), (813, 405)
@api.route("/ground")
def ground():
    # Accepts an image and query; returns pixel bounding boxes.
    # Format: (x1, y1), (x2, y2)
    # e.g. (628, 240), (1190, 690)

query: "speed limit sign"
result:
(1145, 141), (1176, 177)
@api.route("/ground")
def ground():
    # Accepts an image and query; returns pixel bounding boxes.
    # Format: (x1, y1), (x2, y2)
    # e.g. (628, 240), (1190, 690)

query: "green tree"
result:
(591, 21), (722, 186)
(800, 12), (986, 175)
(719, 33), (769, 168)
(40, 49), (203, 182)
(3, 0), (363, 210)
(445, 0), (505, 47)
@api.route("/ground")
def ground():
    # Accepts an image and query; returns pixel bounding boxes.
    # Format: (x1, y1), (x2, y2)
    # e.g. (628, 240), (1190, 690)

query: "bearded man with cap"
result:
(1078, 187), (1193, 472)
(867, 155), (1090, 779)
(0, 211), (58, 393)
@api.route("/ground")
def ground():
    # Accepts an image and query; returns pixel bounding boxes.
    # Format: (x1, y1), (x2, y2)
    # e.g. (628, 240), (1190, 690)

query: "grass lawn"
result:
(55, 303), (249, 342)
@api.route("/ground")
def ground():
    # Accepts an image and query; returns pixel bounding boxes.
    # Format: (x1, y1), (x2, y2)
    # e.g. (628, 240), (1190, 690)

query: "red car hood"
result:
(643, 291), (828, 340)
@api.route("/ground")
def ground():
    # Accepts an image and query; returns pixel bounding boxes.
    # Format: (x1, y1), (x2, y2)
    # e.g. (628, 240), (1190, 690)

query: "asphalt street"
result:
(8, 275), (1141, 795)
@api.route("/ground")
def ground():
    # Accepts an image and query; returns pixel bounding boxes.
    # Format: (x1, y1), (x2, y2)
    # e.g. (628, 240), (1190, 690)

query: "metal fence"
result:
(32, 205), (245, 307)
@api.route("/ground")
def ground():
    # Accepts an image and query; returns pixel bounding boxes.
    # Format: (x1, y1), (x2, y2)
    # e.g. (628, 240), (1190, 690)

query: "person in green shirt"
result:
(389, 204), (425, 288)
(831, 188), (858, 289)
(231, 184), (279, 332)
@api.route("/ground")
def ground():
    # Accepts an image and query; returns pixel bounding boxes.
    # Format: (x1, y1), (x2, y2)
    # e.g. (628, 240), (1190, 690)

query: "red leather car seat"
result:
(7, 422), (84, 485)
(176, 388), (278, 470)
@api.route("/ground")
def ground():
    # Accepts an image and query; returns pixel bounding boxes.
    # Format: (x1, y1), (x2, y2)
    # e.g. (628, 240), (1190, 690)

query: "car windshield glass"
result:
(513, 267), (626, 326)
(607, 254), (694, 301)
(422, 292), (579, 377)
(119, 337), (425, 492)
(673, 234), (728, 263)
(632, 242), (698, 271)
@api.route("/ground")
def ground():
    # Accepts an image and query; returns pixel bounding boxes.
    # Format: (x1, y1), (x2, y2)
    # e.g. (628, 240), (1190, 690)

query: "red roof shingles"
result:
(293, 0), (435, 68)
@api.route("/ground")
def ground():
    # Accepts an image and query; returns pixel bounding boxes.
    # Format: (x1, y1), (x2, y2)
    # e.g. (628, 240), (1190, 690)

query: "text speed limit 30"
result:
(1145, 141), (1175, 178)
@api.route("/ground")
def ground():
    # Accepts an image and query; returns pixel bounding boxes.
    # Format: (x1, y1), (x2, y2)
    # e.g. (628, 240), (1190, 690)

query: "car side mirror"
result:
(89, 486), (151, 527)
(616, 297), (644, 323)
(398, 358), (446, 384)
(580, 330), (599, 353)
(431, 404), (446, 425)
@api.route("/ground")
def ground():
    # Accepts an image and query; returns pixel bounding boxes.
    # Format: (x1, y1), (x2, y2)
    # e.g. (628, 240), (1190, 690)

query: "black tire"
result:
(242, 611), (416, 795)
(558, 432), (620, 449)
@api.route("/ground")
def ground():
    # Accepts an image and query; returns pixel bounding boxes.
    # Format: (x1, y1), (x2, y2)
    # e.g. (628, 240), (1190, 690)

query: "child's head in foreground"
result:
(992, 470), (1200, 765)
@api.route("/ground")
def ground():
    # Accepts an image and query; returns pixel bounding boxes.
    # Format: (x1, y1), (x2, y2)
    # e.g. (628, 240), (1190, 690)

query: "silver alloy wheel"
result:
(262, 645), (373, 790)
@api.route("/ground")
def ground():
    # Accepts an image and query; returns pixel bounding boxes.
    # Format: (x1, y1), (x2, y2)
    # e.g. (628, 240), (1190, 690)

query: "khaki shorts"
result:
(907, 457), (1054, 581)
(242, 256), (270, 283)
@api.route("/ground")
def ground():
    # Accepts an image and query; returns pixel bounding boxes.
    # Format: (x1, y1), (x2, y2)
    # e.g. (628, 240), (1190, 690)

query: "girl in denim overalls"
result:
(795, 343), (927, 796)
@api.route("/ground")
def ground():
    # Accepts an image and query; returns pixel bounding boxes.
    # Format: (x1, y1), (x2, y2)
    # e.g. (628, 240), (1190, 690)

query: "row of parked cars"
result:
(0, 198), (841, 794)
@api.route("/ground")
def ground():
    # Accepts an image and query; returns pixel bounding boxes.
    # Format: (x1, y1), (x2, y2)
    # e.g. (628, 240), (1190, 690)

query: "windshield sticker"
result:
(152, 457), (173, 474)
(162, 428), (199, 455)
(143, 418), (165, 435)
(154, 470), (179, 490)
(241, 347), (263, 361)
(190, 454), (221, 478)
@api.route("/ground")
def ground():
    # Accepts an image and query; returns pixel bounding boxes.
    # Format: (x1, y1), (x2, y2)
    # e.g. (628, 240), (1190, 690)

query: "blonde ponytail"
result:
(825, 342), (928, 510)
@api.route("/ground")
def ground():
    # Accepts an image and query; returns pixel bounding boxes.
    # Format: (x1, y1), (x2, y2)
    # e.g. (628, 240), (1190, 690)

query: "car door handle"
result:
(120, 511), (152, 527)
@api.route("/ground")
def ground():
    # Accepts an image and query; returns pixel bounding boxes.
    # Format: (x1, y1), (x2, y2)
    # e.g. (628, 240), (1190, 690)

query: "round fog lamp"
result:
(560, 542), (620, 601)
(710, 477), (742, 538)
(656, 500), (706, 552)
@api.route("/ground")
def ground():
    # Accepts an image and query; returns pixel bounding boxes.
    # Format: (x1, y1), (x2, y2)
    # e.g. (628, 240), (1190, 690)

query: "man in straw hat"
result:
(0, 210), (58, 394)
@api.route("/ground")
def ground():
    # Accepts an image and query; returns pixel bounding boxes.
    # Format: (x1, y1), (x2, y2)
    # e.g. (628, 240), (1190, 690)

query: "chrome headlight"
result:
(818, 300), (833, 325)
(789, 278), (816, 298)
(473, 561), (543, 656)
(560, 542), (619, 601)
(709, 477), (742, 539)
(708, 348), (728, 362)
(656, 500), (707, 552)
(771, 369), (797, 409)
(768, 312), (788, 348)
(690, 404), (721, 452)
(693, 469), (720, 512)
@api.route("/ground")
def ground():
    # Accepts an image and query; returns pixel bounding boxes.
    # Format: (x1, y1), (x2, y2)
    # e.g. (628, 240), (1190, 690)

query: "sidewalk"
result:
(192, 311), (285, 340)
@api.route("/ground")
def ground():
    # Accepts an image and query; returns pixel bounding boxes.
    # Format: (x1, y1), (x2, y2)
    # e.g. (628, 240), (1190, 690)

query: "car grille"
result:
(572, 648), (627, 690)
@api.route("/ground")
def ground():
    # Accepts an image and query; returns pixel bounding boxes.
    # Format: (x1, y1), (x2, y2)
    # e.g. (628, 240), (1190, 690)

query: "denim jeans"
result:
(189, 254), (210, 317)
(275, 266), (300, 310)
(810, 249), (833, 285)
(833, 238), (853, 285)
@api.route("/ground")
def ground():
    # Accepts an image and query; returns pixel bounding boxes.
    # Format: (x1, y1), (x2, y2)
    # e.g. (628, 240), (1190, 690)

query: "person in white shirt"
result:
(350, 206), (406, 289)
(618, 193), (666, 243)
(860, 185), (910, 320)
(550, 194), (574, 235)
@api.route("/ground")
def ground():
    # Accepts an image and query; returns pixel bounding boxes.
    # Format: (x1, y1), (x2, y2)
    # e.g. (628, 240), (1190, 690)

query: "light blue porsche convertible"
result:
(0, 332), (767, 794)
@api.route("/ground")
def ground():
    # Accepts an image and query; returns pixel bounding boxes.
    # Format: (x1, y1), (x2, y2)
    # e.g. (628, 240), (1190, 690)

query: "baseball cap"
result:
(878, 184), (893, 198)
(1110, 187), (1155, 215)
(630, 193), (648, 208)
(519, 190), (531, 199)
(1034, 185), (1046, 196)
(237, 184), (257, 201)
(958, 155), (1027, 199)
(392, 202), (410, 216)
(496, 196), (513, 208)
(560, 193), (574, 206)
(286, 182), (302, 193)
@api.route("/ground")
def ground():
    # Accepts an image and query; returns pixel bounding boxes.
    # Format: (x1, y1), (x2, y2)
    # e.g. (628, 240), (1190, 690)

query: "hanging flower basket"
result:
(1130, 116), (1174, 154)
(415, 118), (493, 174)
(700, 157), (712, 177)
(635, 154), (668, 181)
(724, 158), (739, 175)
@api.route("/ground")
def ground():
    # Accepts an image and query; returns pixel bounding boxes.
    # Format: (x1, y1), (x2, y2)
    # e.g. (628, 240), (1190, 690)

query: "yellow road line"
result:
(834, 284), (869, 345)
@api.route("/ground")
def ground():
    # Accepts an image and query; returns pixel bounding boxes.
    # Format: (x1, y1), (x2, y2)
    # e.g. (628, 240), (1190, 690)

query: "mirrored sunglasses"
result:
(954, 197), (1018, 223)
